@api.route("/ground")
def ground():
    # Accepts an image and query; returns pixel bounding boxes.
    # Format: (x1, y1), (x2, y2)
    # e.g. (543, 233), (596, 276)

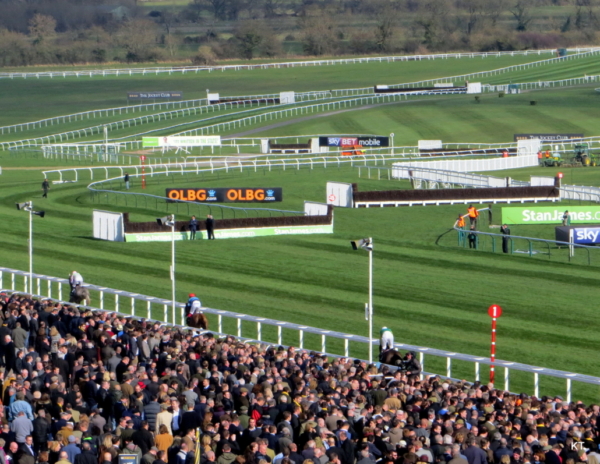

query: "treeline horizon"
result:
(0, 0), (598, 67)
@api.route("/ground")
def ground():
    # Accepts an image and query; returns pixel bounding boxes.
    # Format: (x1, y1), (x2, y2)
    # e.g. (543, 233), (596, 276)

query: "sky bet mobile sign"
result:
(166, 187), (282, 203)
(502, 206), (600, 224)
(319, 136), (389, 147)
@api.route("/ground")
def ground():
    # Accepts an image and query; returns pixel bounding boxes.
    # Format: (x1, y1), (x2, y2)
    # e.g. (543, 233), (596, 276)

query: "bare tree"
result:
(481, 0), (509, 27)
(458, 0), (484, 35)
(415, 0), (452, 49)
(510, 1), (533, 31)
(114, 19), (159, 61)
(373, 4), (398, 51)
(205, 0), (227, 19)
(28, 14), (57, 44)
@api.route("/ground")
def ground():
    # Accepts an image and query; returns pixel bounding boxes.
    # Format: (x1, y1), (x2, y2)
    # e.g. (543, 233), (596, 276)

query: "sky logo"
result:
(328, 137), (341, 146)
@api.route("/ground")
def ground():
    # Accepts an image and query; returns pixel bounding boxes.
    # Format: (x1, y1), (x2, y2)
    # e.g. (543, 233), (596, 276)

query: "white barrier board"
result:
(280, 91), (295, 104)
(326, 182), (353, 207)
(93, 210), (124, 242)
(392, 154), (539, 178)
(418, 140), (443, 150)
(304, 201), (329, 216)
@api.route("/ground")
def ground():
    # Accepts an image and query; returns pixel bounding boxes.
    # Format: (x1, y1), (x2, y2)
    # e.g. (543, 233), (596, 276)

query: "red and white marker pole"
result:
(487, 304), (503, 385)
(140, 155), (146, 189)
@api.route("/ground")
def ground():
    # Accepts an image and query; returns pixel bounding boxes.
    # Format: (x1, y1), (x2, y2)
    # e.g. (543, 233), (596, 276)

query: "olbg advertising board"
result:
(166, 187), (282, 203)
(502, 206), (600, 224)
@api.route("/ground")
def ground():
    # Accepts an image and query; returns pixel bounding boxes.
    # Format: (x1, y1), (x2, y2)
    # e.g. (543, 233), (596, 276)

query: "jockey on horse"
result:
(185, 293), (208, 329)
(379, 326), (394, 359)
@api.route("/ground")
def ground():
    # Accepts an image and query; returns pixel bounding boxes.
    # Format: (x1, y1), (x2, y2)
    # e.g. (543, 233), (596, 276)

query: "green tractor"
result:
(542, 151), (563, 167)
(572, 144), (597, 167)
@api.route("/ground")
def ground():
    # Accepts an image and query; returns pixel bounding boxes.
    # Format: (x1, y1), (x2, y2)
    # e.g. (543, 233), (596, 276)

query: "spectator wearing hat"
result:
(61, 436), (81, 464)
(156, 404), (173, 435)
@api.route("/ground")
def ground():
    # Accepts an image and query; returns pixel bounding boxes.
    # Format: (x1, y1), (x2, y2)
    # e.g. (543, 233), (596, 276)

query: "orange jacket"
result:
(467, 207), (478, 218)
(457, 217), (465, 228)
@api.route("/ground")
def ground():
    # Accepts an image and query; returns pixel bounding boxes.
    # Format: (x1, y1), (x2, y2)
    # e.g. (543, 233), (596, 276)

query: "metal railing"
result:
(3, 48), (593, 80)
(1, 266), (599, 400)
(450, 228), (598, 266)
(0, 91), (335, 136)
(485, 74), (600, 92)
(388, 49), (600, 89)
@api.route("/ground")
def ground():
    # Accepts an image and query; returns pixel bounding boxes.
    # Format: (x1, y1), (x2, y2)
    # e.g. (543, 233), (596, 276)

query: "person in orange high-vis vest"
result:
(467, 205), (479, 227)
(457, 214), (466, 246)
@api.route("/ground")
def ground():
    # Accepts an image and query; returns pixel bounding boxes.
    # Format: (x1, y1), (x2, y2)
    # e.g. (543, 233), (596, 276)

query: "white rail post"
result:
(163, 304), (167, 322)
(504, 367), (510, 391)
(321, 334), (326, 353)
(47, 280), (51, 298)
(344, 339), (349, 357)
(218, 315), (222, 334)
(58, 282), (62, 300)
(419, 352), (424, 380)
(446, 357), (452, 378)
(11, 273), (15, 290)
(24, 275), (28, 293)
(147, 301), (151, 319)
(277, 326), (282, 345)
(475, 362), (480, 381)
(0, 271), (2, 289)
(299, 329), (304, 349)
(257, 322), (262, 341)
(566, 378), (572, 403)
(534, 372), (539, 398)
(99, 291), (104, 309)
(237, 318), (241, 337)
(36, 278), (40, 295)
(131, 297), (135, 316)
(115, 294), (119, 312)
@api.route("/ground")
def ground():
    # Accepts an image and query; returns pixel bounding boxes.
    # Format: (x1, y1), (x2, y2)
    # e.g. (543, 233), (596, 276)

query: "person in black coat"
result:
(4, 337), (16, 373)
(206, 215), (215, 240)
(32, 410), (51, 452)
(500, 224), (511, 254)
(132, 421), (154, 456)
(74, 443), (98, 464)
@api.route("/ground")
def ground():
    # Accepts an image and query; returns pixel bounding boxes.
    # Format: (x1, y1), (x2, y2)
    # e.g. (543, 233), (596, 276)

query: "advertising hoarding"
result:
(513, 133), (584, 142)
(166, 187), (282, 203)
(142, 136), (221, 147)
(502, 206), (600, 224)
(125, 224), (333, 242)
(318, 136), (389, 147)
(127, 91), (183, 99)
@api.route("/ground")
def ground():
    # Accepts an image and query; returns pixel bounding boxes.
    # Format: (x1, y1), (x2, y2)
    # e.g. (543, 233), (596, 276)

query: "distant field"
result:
(0, 54), (559, 126)
(229, 87), (600, 145)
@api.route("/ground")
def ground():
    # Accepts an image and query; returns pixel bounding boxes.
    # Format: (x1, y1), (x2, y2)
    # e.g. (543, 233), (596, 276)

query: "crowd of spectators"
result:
(0, 292), (599, 464)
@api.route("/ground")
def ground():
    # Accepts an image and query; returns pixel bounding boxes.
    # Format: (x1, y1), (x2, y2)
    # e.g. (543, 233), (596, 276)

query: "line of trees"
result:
(0, 0), (598, 67)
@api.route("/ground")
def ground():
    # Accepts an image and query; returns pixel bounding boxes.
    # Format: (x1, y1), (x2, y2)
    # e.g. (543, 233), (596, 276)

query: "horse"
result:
(69, 286), (91, 306)
(187, 312), (209, 330)
(380, 349), (404, 366)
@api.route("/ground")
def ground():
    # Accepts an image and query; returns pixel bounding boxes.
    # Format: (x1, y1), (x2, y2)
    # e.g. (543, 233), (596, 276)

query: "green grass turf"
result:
(241, 86), (600, 145)
(3, 54), (600, 401)
(0, 54), (569, 126)
(2, 160), (600, 401)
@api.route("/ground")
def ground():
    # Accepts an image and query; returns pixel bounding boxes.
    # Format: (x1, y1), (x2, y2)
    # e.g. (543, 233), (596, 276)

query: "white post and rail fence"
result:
(0, 266), (598, 401)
